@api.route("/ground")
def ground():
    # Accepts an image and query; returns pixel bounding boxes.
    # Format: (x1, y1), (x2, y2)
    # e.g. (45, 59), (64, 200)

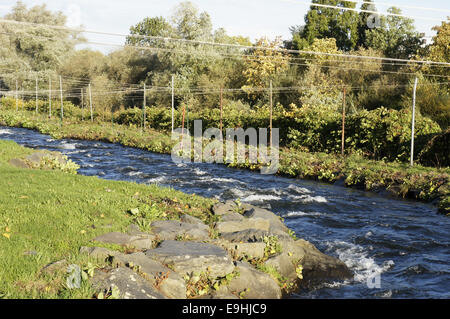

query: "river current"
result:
(1, 126), (448, 298)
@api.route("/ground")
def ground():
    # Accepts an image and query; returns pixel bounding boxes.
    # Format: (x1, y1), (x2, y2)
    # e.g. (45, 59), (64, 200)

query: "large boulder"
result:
(226, 261), (282, 299)
(110, 252), (186, 299)
(293, 239), (352, 287)
(243, 206), (289, 234)
(91, 267), (166, 299)
(145, 240), (235, 278)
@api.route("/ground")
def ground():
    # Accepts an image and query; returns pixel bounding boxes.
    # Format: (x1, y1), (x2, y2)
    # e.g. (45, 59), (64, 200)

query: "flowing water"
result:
(1, 126), (449, 298)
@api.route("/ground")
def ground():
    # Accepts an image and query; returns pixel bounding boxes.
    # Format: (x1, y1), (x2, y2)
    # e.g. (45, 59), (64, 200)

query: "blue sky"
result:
(0, 0), (448, 52)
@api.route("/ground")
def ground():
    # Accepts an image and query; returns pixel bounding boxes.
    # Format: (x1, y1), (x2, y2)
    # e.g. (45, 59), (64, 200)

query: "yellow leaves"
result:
(3, 226), (11, 239)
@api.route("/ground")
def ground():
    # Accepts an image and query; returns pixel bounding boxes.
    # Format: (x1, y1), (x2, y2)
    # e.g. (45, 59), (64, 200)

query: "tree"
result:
(242, 37), (290, 101)
(356, 0), (377, 48)
(0, 1), (83, 88)
(126, 16), (174, 46)
(300, 0), (360, 51)
(0, 1), (83, 71)
(171, 1), (212, 40)
(420, 19), (450, 77)
(364, 7), (425, 59)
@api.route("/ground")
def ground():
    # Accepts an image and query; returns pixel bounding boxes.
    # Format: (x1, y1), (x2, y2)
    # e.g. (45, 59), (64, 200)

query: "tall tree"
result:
(357, 0), (377, 48)
(0, 1), (83, 71)
(126, 16), (174, 46)
(364, 7), (425, 59)
(242, 37), (290, 100)
(300, 0), (360, 51)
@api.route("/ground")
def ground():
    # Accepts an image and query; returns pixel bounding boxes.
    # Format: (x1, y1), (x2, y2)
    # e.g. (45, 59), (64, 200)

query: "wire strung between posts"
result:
(0, 18), (449, 66)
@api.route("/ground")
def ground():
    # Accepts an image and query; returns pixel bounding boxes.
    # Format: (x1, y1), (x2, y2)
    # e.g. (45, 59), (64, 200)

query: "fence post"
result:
(410, 77), (418, 166)
(171, 75), (175, 134)
(35, 78), (38, 114)
(15, 80), (18, 111)
(269, 80), (273, 148)
(48, 77), (52, 117)
(81, 88), (84, 121)
(220, 86), (223, 133)
(341, 87), (346, 156)
(89, 83), (93, 122)
(142, 83), (146, 132)
(59, 76), (64, 125)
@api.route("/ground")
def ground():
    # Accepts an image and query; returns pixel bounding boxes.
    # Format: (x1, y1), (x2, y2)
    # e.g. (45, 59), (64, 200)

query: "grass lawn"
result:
(0, 140), (215, 298)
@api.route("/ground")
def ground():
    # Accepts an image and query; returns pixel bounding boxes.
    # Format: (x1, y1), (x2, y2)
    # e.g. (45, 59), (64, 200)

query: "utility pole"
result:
(410, 77), (418, 166)
(89, 83), (93, 122)
(341, 87), (346, 156)
(171, 75), (175, 134)
(49, 77), (52, 118)
(59, 76), (64, 125)
(35, 78), (38, 114)
(269, 80), (273, 148)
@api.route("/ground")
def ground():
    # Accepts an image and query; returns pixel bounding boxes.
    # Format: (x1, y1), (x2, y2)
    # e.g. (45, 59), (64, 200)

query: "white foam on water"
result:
(209, 177), (240, 183)
(127, 171), (142, 177)
(229, 188), (252, 198)
(0, 129), (13, 135)
(59, 142), (77, 150)
(242, 194), (282, 202)
(287, 184), (312, 194)
(325, 240), (394, 284)
(146, 176), (167, 184)
(193, 168), (208, 176)
(292, 194), (328, 203)
(283, 211), (323, 217)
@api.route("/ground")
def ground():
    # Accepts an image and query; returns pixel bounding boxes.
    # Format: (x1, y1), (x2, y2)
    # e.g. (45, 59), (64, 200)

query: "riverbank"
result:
(0, 140), (351, 298)
(0, 110), (448, 214)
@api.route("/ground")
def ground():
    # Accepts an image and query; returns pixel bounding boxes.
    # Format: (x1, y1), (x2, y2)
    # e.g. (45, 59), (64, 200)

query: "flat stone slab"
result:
(226, 261), (282, 299)
(80, 246), (120, 260)
(91, 267), (167, 299)
(213, 240), (267, 259)
(180, 214), (205, 225)
(145, 240), (235, 278)
(219, 229), (291, 243)
(215, 218), (270, 234)
(220, 212), (244, 222)
(111, 252), (186, 299)
(212, 200), (237, 215)
(92, 232), (155, 250)
(150, 220), (209, 241)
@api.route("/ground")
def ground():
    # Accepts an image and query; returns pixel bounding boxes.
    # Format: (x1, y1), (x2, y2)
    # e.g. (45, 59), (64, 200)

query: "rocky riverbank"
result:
(75, 200), (352, 299)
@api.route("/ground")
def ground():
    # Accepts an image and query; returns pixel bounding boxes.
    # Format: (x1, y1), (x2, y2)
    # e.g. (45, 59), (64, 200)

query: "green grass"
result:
(0, 140), (215, 298)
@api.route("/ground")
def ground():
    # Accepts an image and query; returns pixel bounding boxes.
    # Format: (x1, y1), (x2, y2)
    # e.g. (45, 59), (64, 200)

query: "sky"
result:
(0, 0), (449, 53)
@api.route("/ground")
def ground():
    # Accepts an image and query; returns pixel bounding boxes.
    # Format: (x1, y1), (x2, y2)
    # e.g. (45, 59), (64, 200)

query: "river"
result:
(1, 126), (449, 298)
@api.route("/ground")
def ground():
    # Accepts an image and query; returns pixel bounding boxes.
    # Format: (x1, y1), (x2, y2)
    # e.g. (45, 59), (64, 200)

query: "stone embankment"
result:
(77, 200), (352, 299)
